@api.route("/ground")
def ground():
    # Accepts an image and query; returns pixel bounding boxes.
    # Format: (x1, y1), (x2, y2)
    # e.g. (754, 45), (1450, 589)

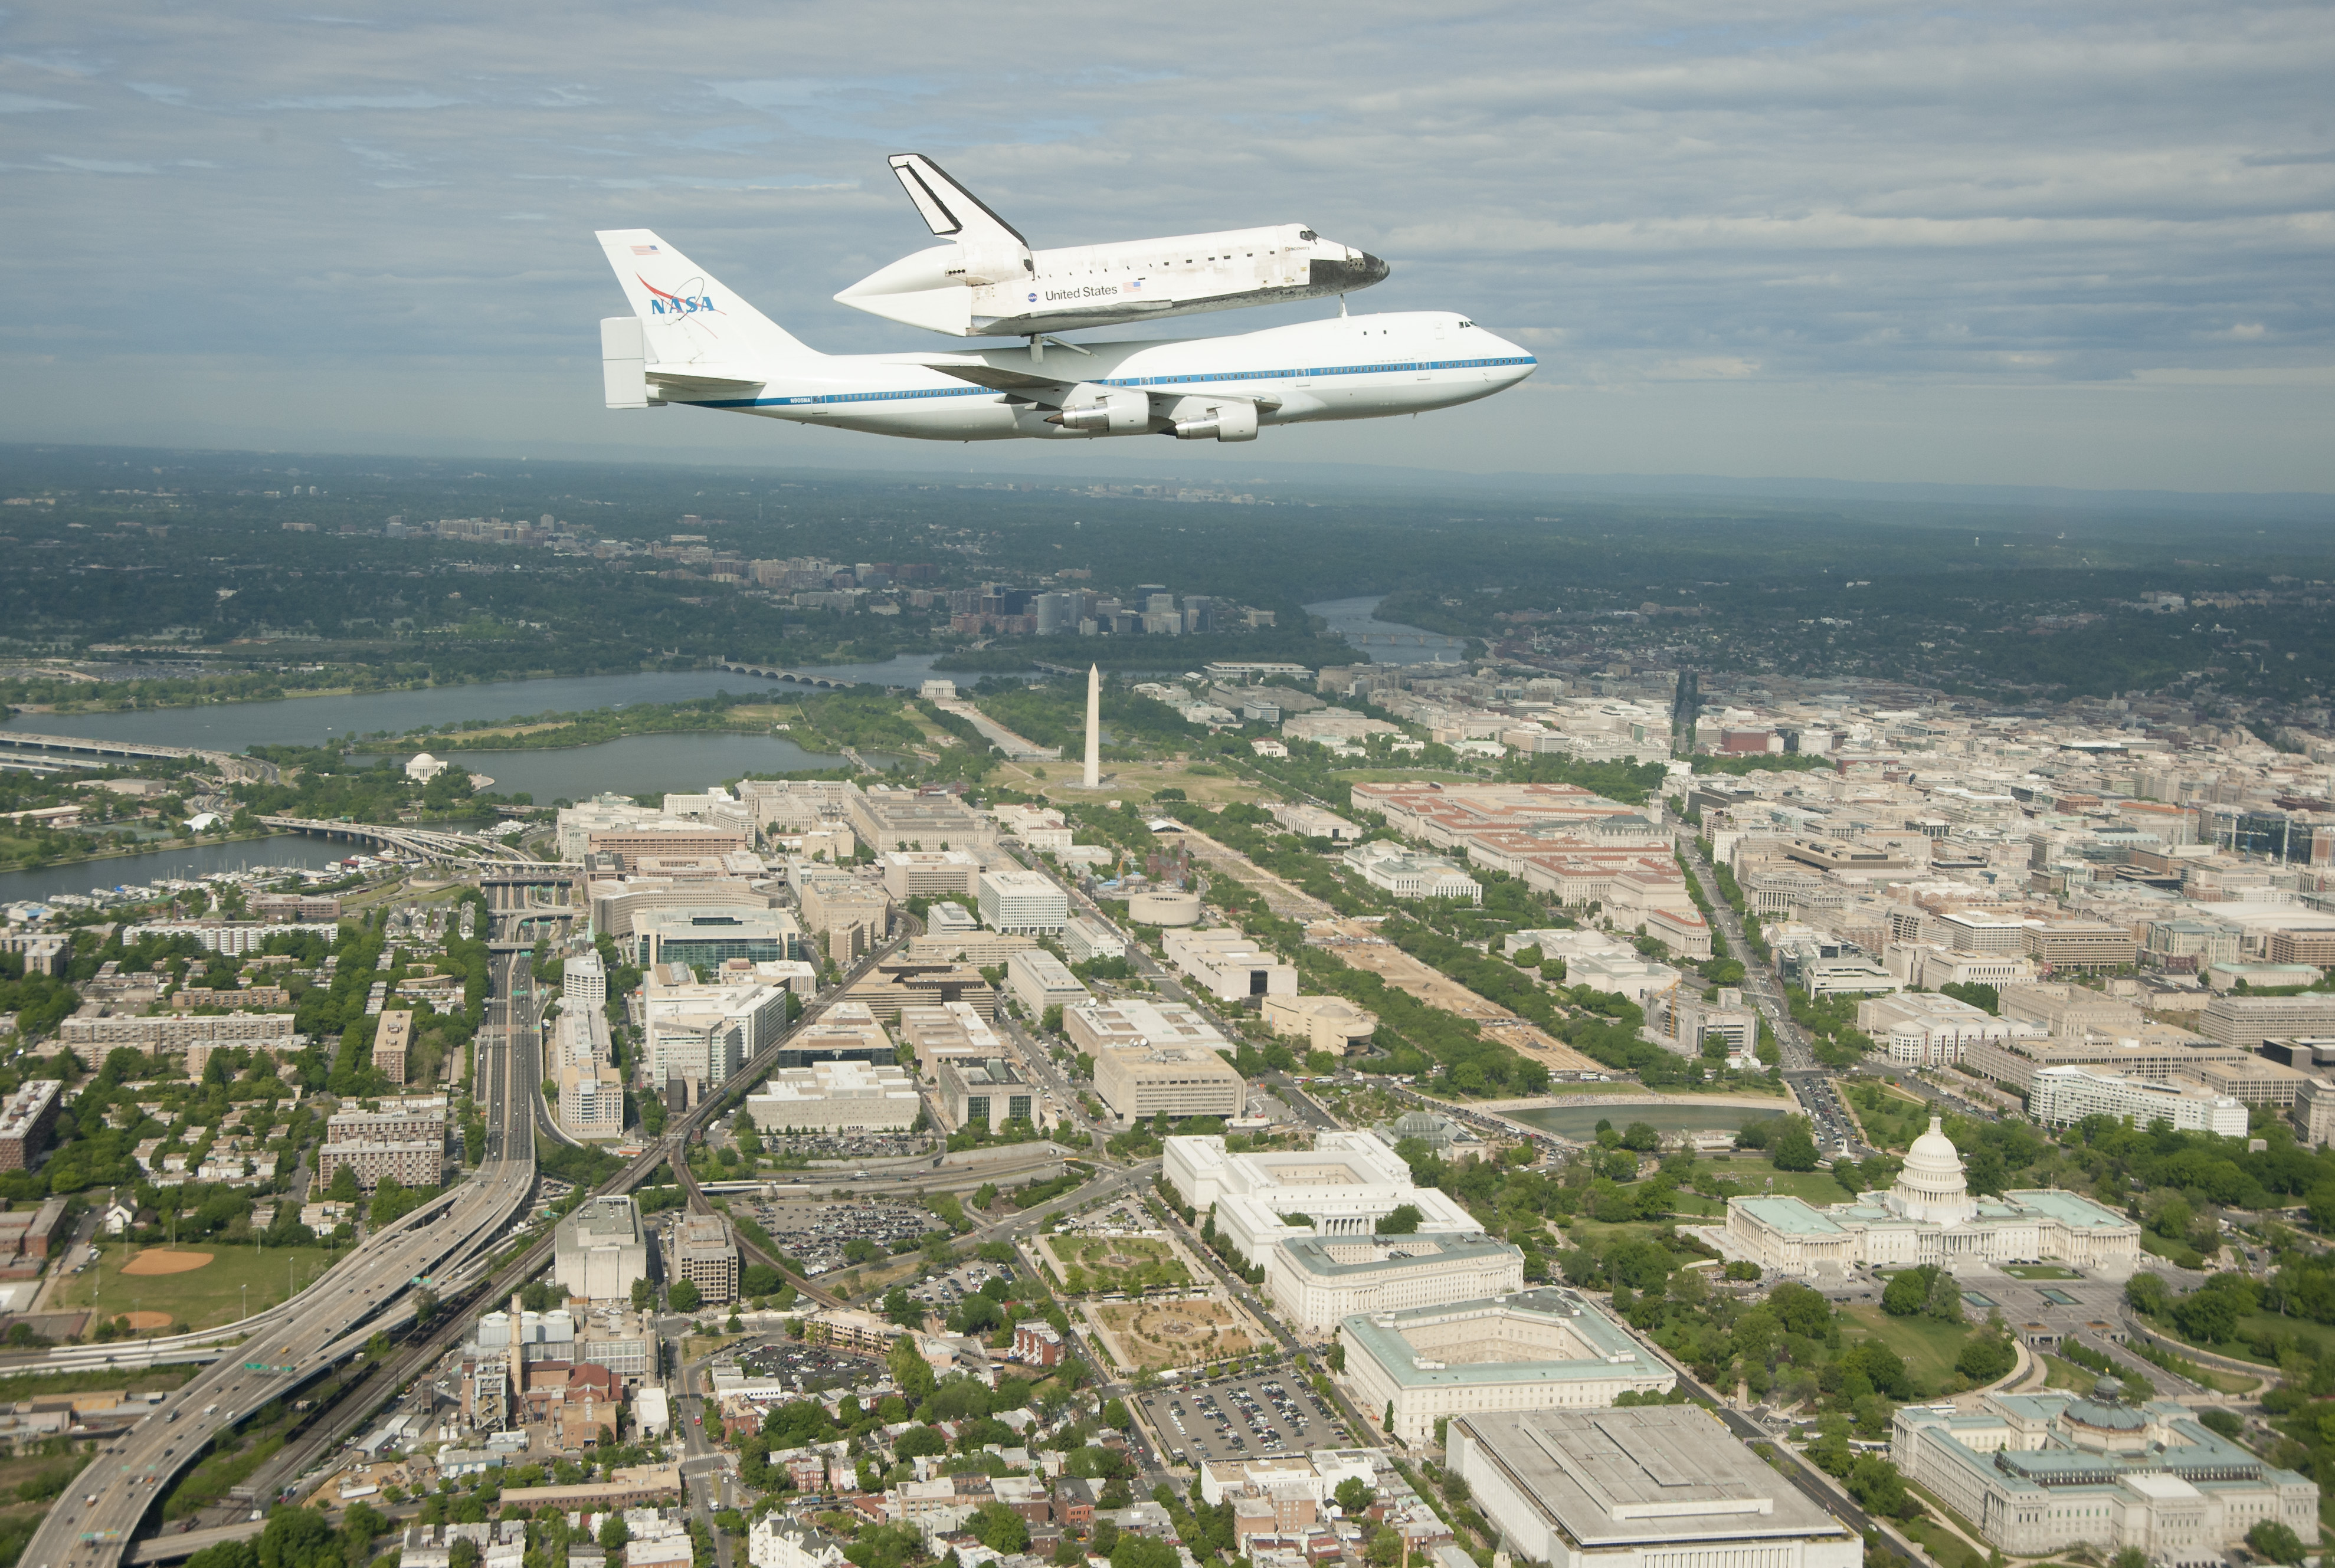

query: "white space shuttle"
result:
(835, 153), (1389, 340)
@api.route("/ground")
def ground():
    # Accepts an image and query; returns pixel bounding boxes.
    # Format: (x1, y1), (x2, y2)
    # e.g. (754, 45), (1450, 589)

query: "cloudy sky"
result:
(4, 1), (2330, 492)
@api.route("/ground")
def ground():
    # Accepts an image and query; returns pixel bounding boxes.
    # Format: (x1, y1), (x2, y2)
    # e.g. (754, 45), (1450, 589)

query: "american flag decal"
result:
(631, 245), (660, 255)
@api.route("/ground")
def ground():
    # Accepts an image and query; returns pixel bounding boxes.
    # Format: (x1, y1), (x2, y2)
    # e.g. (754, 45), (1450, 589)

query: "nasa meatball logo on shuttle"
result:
(638, 275), (720, 316)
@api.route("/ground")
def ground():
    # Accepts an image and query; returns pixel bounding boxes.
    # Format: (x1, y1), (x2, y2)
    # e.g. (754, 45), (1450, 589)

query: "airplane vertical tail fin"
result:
(885, 154), (1033, 288)
(887, 154), (1027, 248)
(594, 228), (822, 370)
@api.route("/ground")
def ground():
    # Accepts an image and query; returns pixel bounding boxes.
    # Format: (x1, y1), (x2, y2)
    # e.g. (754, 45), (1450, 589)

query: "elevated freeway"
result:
(47, 904), (935, 1568)
(257, 816), (535, 865)
(28, 986), (541, 1568)
(0, 731), (280, 785)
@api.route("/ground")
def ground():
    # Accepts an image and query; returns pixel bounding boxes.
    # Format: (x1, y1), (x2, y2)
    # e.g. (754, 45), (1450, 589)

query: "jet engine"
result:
(1171, 402), (1260, 442)
(1046, 387), (1151, 434)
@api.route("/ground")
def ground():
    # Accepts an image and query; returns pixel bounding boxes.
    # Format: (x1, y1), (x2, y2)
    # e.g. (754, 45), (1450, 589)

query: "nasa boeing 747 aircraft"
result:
(596, 228), (1534, 444)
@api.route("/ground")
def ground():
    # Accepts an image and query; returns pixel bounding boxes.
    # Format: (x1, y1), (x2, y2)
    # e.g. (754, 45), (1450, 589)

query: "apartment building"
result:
(671, 1212), (739, 1304)
(317, 1137), (442, 1191)
(563, 949), (607, 1012)
(0, 1081), (62, 1171)
(372, 1008), (411, 1084)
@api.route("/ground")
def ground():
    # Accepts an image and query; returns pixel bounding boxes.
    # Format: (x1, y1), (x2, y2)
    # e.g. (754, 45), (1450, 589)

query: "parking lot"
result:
(908, 1257), (1019, 1314)
(1137, 1370), (1357, 1467)
(739, 1197), (935, 1274)
(731, 1340), (879, 1393)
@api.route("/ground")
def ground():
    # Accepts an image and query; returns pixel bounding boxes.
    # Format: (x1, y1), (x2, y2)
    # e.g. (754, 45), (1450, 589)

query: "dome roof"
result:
(1887, 1115), (1978, 1225)
(1900, 1117), (1969, 1196)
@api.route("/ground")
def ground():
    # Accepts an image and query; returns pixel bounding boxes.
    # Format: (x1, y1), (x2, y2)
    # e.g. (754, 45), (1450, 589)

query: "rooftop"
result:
(1342, 1287), (1657, 1390)
(1455, 1406), (1849, 1547)
(1280, 1233), (1517, 1280)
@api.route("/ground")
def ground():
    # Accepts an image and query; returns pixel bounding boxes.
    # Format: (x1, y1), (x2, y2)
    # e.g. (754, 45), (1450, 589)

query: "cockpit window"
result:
(1298, 229), (1318, 241)
(1458, 320), (1474, 329)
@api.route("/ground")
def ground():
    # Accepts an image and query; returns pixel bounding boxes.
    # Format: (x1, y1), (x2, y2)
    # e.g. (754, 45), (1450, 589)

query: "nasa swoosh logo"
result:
(640, 274), (720, 317)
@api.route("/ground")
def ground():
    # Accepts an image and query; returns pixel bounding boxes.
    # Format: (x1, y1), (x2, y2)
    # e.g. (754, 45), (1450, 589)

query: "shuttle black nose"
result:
(1308, 251), (1391, 293)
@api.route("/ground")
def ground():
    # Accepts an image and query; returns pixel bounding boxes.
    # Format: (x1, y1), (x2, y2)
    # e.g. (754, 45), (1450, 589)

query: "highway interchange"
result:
(30, 986), (542, 1568)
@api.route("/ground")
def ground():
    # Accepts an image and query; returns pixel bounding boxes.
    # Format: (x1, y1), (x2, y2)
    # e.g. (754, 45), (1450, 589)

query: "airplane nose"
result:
(1307, 251), (1391, 292)
(1485, 332), (1537, 382)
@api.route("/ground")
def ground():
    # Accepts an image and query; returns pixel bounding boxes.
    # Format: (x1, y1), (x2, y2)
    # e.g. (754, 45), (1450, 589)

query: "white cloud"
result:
(0, 0), (2323, 488)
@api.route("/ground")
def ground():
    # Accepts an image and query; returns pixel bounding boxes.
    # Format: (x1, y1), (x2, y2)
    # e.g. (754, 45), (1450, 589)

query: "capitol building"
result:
(1722, 1117), (2139, 1277)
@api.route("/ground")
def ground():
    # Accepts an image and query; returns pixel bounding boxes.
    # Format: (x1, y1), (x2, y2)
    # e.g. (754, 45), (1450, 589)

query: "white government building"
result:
(1893, 1390), (2316, 1559)
(1264, 1233), (1525, 1336)
(742, 1060), (922, 1134)
(1724, 1117), (2140, 1275)
(1341, 1288), (1675, 1444)
(1451, 1406), (1856, 1568)
(2028, 1065), (2249, 1137)
(1165, 1131), (1479, 1264)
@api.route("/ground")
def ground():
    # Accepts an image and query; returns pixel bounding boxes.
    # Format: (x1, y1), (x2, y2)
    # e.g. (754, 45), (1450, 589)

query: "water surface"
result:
(0, 656), (952, 751)
(1507, 1102), (1790, 1141)
(1304, 595), (1472, 667)
(0, 836), (361, 908)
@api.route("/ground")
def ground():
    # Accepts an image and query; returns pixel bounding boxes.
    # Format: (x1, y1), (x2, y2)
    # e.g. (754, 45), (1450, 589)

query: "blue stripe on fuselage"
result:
(683, 355), (1539, 410)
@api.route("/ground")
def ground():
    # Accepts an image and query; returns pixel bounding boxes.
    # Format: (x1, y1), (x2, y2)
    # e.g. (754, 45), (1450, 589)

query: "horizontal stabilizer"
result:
(646, 366), (767, 393)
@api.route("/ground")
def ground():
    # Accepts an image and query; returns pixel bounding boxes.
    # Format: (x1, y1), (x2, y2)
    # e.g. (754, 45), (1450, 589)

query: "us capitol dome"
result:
(1719, 1115), (2140, 1277)
(1888, 1116), (1980, 1226)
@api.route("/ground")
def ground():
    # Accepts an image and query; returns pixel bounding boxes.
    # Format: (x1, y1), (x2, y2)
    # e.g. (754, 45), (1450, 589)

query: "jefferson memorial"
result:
(1723, 1117), (2140, 1277)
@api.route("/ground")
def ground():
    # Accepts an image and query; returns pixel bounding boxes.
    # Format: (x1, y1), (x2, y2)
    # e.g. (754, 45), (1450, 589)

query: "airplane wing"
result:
(917, 363), (1065, 395)
(913, 360), (1282, 410)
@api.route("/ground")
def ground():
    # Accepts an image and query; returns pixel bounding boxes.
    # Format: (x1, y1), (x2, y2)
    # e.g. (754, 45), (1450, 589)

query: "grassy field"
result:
(1092, 1298), (1259, 1371)
(0, 1365), (196, 1400)
(1693, 1154), (1852, 1205)
(1899, 1481), (1993, 1568)
(1041, 1234), (1193, 1294)
(1844, 1081), (1934, 1152)
(1841, 1303), (1974, 1393)
(2041, 1352), (2097, 1391)
(55, 1243), (344, 1329)
(1016, 758), (1266, 805)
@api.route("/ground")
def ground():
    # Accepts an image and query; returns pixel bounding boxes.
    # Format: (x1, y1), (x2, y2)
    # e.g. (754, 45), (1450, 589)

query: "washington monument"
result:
(1084, 664), (1101, 789)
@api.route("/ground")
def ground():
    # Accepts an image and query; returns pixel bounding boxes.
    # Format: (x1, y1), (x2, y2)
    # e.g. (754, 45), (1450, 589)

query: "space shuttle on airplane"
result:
(595, 227), (1533, 446)
(835, 153), (1390, 340)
